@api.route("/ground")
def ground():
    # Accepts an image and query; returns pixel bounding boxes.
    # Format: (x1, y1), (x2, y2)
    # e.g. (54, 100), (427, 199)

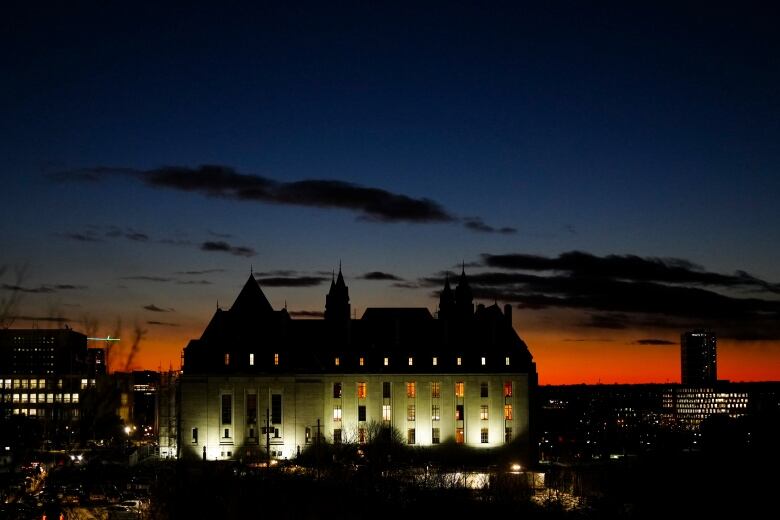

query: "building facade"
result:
(681, 329), (717, 385)
(178, 269), (537, 462)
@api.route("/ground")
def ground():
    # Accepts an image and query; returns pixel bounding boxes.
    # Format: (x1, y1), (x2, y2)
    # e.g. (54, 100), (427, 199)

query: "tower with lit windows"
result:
(681, 329), (717, 385)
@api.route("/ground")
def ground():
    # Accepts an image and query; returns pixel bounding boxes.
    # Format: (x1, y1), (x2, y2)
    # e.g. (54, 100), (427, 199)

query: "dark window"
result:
(505, 427), (512, 443)
(456, 404), (464, 421)
(223, 428), (230, 439)
(221, 394), (232, 425)
(191, 427), (198, 443)
(305, 427), (311, 444)
(246, 394), (257, 424)
(481, 428), (489, 443)
(333, 429), (342, 444)
(358, 405), (366, 422)
(432, 428), (440, 444)
(249, 428), (255, 439)
(480, 382), (488, 398)
(333, 382), (342, 398)
(271, 394), (282, 424)
(382, 382), (391, 398)
(407, 428), (416, 445)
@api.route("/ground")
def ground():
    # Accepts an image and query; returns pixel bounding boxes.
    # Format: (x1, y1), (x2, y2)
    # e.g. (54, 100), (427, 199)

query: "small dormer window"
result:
(224, 353), (230, 366)
(505, 356), (510, 366)
(249, 353), (255, 366)
(481, 357), (486, 366)
(432, 356), (438, 366)
(274, 353), (279, 366)
(335, 357), (340, 367)
(384, 357), (389, 366)
(359, 356), (364, 366)
(408, 357), (413, 366)
(456, 357), (462, 366)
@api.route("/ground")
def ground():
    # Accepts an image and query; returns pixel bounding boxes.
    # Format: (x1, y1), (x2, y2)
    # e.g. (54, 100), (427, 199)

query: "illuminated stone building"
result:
(178, 268), (537, 461)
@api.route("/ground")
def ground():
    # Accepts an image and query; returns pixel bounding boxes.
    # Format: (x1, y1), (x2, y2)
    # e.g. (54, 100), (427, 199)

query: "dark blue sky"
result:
(2, 2), (779, 381)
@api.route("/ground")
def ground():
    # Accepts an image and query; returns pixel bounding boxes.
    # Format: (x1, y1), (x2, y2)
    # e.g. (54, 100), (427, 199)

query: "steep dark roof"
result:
(231, 275), (274, 314)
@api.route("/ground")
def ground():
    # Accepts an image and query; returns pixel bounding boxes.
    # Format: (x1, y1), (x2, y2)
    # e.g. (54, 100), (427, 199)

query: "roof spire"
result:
(250, 264), (253, 276)
(462, 260), (465, 276)
(339, 259), (342, 273)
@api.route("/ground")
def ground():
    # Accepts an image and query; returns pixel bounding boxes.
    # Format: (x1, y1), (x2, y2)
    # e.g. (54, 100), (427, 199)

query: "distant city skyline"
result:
(2, 3), (779, 384)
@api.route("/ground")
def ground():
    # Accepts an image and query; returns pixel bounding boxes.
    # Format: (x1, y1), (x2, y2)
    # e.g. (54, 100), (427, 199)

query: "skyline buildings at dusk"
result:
(2, 3), (779, 385)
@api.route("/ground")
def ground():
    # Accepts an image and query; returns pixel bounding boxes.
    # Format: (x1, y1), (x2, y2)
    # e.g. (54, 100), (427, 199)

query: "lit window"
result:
(481, 357), (486, 366)
(504, 404), (513, 420)
(455, 382), (464, 398)
(480, 405), (489, 420)
(250, 353), (255, 366)
(407, 428), (416, 445)
(30, 380), (37, 389)
(224, 353), (230, 366)
(357, 382), (367, 399)
(456, 404), (464, 420)
(481, 428), (488, 444)
(504, 382), (513, 397)
(432, 356), (438, 366)
(408, 357), (413, 366)
(406, 382), (416, 398)
(29, 394), (37, 404)
(334, 357), (340, 367)
(274, 353), (279, 366)
(407, 404), (416, 421)
(384, 357), (389, 366)
(382, 404), (392, 422)
(457, 357), (462, 366)
(431, 404), (440, 421)
(456, 428), (464, 444)
(359, 357), (364, 366)
(431, 382), (441, 398)
(505, 356), (510, 366)
(432, 427), (440, 444)
(333, 405), (342, 422)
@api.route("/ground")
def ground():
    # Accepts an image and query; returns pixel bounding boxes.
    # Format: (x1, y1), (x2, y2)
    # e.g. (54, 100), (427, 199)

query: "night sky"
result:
(2, 2), (779, 383)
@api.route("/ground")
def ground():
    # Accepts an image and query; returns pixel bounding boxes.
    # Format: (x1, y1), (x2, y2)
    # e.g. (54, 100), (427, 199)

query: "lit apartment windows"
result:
(504, 404), (513, 420)
(431, 404), (440, 421)
(81, 379), (88, 390)
(431, 382), (441, 398)
(383, 382), (391, 398)
(407, 404), (416, 421)
(456, 428), (464, 444)
(481, 428), (489, 444)
(249, 353), (255, 366)
(408, 357), (413, 366)
(432, 428), (441, 444)
(357, 382), (367, 399)
(192, 427), (198, 443)
(407, 428), (416, 445)
(481, 357), (486, 366)
(504, 382), (513, 397)
(224, 353), (230, 366)
(455, 382), (464, 398)
(432, 356), (438, 366)
(406, 382), (416, 398)
(480, 405), (489, 420)
(480, 382), (489, 398)
(334, 357), (340, 367)
(274, 353), (279, 366)
(359, 357), (364, 366)
(221, 394), (232, 425)
(455, 404), (464, 421)
(358, 405), (366, 422)
(271, 394), (282, 424)
(384, 357), (389, 366)
(382, 404), (392, 422)
(333, 405), (342, 422)
(457, 357), (462, 366)
(333, 382), (342, 398)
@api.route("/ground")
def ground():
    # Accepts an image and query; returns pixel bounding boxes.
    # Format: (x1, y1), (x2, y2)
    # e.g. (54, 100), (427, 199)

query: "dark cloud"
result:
(257, 276), (328, 287)
(288, 310), (325, 318)
(254, 270), (298, 277)
(175, 279), (212, 285)
(176, 269), (225, 275)
(200, 241), (256, 257)
(420, 250), (780, 340)
(360, 271), (402, 281)
(635, 338), (677, 345)
(147, 320), (179, 327)
(463, 217), (517, 234)
(1, 283), (84, 293)
(54, 165), (455, 223)
(121, 276), (172, 282)
(9, 315), (71, 323)
(207, 230), (233, 238)
(60, 232), (103, 243)
(143, 304), (174, 312)
(392, 282), (422, 289)
(105, 225), (150, 242)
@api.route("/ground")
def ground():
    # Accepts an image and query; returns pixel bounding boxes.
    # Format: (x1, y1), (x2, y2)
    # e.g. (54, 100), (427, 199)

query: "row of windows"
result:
(9, 407), (79, 418)
(334, 403), (514, 422)
(0, 378), (92, 390)
(333, 381), (514, 399)
(224, 353), (513, 368)
(220, 393), (283, 427)
(1, 393), (79, 403)
(329, 426), (513, 445)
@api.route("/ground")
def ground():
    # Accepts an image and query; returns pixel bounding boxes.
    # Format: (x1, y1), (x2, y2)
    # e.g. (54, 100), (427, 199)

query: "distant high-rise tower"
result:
(681, 330), (716, 385)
